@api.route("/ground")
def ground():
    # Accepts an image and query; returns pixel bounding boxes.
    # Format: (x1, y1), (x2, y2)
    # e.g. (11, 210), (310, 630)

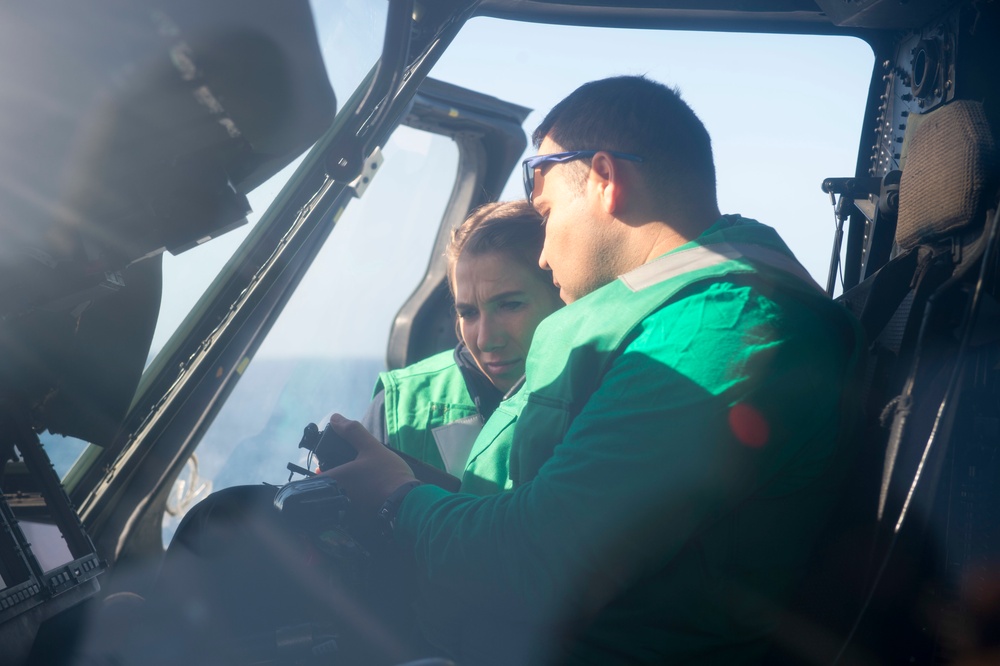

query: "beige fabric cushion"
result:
(896, 100), (997, 250)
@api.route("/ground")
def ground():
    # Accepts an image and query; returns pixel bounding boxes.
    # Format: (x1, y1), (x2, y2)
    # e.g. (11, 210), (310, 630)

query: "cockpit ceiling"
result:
(474, 0), (966, 33)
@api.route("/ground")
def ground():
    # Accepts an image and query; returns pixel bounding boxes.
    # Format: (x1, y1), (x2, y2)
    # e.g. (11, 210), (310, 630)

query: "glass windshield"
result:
(162, 126), (459, 540)
(434, 20), (874, 291)
(150, 0), (388, 359)
(49, 0), (387, 480)
(159, 23), (874, 540)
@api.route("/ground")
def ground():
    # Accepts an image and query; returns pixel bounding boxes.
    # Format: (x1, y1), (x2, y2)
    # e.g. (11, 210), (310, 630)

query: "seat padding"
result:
(897, 100), (997, 249)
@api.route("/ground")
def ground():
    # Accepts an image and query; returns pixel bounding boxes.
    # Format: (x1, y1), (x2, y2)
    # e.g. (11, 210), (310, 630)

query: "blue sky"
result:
(152, 17), (875, 360)
(433, 18), (875, 282)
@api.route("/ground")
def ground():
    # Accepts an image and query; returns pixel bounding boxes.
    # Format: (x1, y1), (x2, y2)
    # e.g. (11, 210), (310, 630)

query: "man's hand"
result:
(319, 413), (417, 515)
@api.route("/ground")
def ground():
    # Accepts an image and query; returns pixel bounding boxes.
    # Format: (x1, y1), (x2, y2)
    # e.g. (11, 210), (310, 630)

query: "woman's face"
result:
(453, 251), (563, 393)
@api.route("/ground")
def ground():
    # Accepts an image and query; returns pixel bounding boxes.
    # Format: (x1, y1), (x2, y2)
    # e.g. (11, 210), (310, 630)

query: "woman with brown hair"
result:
(363, 200), (563, 477)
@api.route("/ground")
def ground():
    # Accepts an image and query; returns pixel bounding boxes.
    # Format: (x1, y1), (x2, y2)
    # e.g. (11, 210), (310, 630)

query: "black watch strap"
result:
(377, 480), (422, 541)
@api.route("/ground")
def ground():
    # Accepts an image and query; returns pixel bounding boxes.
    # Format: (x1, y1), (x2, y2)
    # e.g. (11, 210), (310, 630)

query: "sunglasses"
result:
(522, 150), (644, 202)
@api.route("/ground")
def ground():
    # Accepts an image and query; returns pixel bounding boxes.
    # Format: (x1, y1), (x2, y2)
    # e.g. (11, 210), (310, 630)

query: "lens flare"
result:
(728, 403), (769, 448)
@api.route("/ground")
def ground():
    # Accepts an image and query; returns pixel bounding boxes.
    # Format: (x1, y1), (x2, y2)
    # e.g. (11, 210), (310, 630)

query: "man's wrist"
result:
(377, 480), (422, 541)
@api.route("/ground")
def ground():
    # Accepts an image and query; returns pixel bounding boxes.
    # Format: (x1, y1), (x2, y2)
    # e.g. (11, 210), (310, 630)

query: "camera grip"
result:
(298, 423), (357, 472)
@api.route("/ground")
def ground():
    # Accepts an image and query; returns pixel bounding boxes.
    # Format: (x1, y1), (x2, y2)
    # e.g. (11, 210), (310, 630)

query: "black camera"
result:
(297, 422), (357, 472)
(295, 421), (462, 492)
(273, 475), (351, 530)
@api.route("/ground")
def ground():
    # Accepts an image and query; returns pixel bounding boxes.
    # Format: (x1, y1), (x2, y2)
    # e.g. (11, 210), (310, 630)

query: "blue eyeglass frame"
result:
(521, 150), (643, 202)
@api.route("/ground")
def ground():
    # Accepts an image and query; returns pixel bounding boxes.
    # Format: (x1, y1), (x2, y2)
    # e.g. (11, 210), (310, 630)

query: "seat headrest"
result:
(896, 100), (998, 250)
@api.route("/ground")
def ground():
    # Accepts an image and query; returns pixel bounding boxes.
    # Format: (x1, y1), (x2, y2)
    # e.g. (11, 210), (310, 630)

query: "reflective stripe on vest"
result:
(620, 242), (823, 294)
(432, 415), (483, 476)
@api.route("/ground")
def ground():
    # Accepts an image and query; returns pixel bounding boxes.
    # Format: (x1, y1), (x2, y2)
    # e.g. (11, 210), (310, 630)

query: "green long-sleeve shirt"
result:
(397, 217), (863, 665)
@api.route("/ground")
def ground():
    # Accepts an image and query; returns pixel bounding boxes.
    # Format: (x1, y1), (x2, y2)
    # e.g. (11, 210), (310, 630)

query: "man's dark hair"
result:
(533, 75), (718, 220)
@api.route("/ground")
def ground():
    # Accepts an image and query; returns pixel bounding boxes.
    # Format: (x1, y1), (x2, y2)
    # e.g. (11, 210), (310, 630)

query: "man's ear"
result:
(589, 151), (623, 215)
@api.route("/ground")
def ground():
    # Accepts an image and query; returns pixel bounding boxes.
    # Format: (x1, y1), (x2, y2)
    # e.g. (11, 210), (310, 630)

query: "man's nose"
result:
(539, 245), (550, 271)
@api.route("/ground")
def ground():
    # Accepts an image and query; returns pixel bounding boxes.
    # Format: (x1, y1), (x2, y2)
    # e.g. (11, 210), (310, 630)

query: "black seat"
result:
(768, 99), (1000, 665)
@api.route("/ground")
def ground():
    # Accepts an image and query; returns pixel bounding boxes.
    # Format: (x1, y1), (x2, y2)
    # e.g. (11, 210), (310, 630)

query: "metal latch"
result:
(347, 146), (384, 199)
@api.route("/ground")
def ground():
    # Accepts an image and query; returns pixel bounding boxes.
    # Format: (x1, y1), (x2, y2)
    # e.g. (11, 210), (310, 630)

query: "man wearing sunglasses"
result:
(324, 75), (864, 665)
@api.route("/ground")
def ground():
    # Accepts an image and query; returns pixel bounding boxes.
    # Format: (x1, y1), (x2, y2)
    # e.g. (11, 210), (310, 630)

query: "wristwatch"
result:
(377, 480), (422, 541)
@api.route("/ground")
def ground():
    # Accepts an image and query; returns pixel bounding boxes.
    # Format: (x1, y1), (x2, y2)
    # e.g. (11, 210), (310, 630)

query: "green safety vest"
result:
(404, 216), (863, 664)
(461, 215), (827, 494)
(375, 349), (482, 474)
